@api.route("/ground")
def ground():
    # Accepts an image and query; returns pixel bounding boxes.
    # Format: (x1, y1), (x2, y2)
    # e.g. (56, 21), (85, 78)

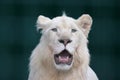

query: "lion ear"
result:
(77, 14), (93, 37)
(36, 15), (51, 30)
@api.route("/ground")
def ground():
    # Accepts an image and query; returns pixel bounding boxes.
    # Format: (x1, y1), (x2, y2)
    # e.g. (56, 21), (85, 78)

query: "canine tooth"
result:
(66, 56), (69, 59)
(58, 56), (61, 59)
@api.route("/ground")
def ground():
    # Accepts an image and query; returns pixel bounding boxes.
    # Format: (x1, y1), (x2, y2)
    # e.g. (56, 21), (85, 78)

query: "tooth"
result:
(67, 56), (69, 60)
(59, 56), (61, 60)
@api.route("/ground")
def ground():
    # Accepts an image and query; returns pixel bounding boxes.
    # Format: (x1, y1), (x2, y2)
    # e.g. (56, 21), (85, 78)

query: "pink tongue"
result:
(59, 56), (69, 63)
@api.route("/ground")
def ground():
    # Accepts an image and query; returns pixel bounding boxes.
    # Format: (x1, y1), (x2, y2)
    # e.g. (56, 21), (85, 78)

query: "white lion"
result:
(28, 14), (98, 80)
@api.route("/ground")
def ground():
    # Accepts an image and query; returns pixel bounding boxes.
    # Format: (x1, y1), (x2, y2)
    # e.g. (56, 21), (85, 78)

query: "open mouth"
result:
(54, 50), (73, 65)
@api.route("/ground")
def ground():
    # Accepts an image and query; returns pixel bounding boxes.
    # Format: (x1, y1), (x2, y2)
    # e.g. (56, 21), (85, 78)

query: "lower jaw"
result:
(54, 63), (73, 71)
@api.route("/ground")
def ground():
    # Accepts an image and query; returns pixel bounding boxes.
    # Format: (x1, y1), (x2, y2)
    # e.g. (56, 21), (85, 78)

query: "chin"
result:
(54, 63), (73, 71)
(53, 49), (73, 71)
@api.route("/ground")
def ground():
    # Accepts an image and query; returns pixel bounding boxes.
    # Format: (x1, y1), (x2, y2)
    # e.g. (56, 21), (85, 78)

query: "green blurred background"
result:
(0, 0), (120, 80)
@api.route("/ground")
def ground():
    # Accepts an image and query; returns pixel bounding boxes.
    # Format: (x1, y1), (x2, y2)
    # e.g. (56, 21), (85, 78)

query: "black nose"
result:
(59, 39), (72, 46)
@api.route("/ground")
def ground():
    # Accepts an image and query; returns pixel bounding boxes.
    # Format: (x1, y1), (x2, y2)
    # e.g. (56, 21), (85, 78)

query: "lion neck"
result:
(39, 63), (88, 80)
(39, 50), (89, 80)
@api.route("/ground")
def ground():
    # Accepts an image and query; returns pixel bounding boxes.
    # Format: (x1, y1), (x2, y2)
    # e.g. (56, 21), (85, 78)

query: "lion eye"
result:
(71, 29), (77, 33)
(51, 28), (57, 32)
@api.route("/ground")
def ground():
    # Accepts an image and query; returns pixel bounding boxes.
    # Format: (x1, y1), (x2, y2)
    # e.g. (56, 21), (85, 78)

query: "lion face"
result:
(37, 14), (92, 71)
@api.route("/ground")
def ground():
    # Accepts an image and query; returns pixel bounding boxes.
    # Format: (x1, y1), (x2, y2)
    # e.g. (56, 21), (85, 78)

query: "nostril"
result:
(59, 39), (72, 45)
(59, 40), (64, 44)
(67, 40), (72, 43)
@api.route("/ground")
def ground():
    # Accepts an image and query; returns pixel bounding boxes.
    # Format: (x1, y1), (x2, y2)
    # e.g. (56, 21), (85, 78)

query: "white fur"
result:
(28, 14), (98, 80)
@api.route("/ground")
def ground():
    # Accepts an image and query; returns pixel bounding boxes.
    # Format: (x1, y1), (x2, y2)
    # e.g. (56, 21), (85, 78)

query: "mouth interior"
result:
(54, 50), (73, 65)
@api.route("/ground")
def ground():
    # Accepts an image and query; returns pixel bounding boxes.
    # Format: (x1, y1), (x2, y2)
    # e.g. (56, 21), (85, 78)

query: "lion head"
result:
(35, 14), (92, 71)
